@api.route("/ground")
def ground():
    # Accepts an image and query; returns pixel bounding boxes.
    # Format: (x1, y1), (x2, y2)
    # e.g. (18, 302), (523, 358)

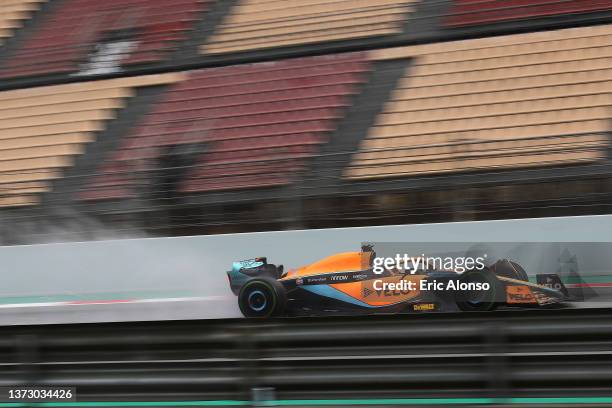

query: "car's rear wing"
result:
(536, 273), (570, 298)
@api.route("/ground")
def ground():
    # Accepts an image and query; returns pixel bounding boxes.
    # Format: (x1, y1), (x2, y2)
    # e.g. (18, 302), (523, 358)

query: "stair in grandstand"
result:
(41, 83), (172, 211)
(307, 57), (411, 193)
(0, 74), (182, 209)
(0, 0), (63, 77)
(398, 0), (454, 42)
(170, 0), (241, 64)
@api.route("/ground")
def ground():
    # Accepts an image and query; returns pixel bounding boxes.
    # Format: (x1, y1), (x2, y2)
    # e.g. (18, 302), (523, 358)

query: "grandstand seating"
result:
(201, 0), (417, 55)
(445, 0), (612, 27)
(0, 74), (183, 207)
(0, 0), (209, 79)
(81, 53), (370, 200)
(0, 0), (46, 45)
(345, 25), (612, 180)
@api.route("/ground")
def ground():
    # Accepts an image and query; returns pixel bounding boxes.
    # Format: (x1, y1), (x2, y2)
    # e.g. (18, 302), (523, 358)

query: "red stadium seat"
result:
(1, 0), (211, 79)
(81, 53), (370, 200)
(445, 0), (612, 27)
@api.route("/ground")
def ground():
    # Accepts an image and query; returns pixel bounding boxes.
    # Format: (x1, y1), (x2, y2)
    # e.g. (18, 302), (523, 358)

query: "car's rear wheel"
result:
(238, 278), (286, 318)
(492, 259), (529, 282)
(455, 269), (500, 312)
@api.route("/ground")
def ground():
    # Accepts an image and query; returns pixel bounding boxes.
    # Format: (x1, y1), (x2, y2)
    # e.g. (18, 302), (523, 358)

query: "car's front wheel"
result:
(455, 269), (500, 312)
(238, 278), (286, 318)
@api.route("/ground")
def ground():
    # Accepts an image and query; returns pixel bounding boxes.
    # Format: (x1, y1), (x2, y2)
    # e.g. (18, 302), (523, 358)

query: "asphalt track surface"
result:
(2, 294), (612, 326)
(0, 295), (241, 326)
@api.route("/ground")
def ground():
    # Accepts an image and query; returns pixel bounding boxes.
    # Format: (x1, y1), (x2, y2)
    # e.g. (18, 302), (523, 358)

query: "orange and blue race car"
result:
(227, 245), (569, 318)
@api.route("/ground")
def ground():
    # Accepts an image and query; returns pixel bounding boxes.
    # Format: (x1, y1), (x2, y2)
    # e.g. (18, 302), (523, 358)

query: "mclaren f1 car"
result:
(227, 245), (568, 318)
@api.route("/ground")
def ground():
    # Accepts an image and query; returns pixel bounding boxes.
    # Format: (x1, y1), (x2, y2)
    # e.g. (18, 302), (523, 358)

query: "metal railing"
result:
(2, 308), (612, 406)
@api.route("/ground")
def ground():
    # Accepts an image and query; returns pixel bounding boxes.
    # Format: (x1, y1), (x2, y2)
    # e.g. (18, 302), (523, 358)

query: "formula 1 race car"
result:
(227, 245), (569, 318)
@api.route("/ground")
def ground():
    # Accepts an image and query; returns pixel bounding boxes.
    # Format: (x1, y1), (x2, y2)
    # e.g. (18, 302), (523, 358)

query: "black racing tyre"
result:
(492, 259), (529, 282)
(238, 278), (286, 318)
(455, 269), (500, 312)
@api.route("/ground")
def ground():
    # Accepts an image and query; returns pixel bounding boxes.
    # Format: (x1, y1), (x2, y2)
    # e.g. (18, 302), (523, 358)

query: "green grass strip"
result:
(3, 397), (612, 406)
